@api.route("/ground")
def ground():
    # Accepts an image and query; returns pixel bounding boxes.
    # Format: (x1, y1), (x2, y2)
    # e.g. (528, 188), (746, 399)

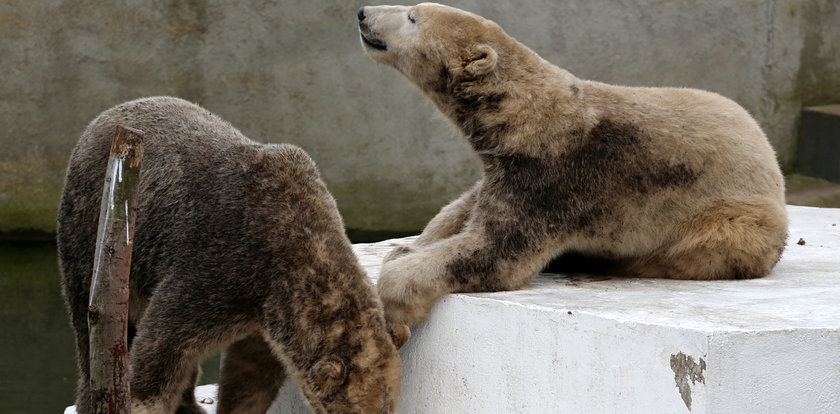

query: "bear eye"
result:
(407, 13), (416, 24)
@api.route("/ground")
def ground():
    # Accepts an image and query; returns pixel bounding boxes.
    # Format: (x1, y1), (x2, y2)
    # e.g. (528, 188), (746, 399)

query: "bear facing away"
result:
(357, 3), (788, 328)
(58, 97), (401, 414)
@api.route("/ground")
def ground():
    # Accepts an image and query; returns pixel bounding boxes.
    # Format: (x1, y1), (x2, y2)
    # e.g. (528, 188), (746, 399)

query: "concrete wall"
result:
(2, 0), (839, 234)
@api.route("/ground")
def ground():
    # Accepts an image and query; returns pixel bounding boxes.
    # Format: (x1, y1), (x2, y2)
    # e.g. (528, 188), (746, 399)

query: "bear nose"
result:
(358, 7), (366, 21)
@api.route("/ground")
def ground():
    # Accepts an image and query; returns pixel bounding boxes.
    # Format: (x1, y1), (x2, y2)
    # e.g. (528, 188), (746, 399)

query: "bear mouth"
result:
(360, 31), (387, 51)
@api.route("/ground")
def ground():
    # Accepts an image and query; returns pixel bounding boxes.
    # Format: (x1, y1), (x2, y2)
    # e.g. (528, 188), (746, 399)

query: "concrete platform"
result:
(66, 206), (840, 413)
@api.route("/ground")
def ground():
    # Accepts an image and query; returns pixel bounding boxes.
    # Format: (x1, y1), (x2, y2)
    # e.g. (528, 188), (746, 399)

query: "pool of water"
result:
(0, 243), (220, 414)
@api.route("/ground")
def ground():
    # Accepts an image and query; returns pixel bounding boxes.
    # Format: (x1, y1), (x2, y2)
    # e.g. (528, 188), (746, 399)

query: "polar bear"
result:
(357, 3), (788, 328)
(58, 97), (401, 414)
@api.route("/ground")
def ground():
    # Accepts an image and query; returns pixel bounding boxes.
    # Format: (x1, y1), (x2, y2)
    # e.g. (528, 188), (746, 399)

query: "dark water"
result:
(0, 243), (220, 414)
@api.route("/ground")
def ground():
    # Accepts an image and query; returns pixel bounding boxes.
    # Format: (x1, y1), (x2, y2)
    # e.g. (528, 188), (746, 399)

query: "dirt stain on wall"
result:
(670, 352), (706, 410)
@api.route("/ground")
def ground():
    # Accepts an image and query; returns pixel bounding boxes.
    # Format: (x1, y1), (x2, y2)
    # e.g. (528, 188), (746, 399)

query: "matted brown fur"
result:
(58, 97), (401, 414)
(359, 3), (788, 327)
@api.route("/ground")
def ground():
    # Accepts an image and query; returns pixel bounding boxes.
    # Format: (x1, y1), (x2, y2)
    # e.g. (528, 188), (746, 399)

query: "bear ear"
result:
(310, 355), (347, 391)
(462, 44), (498, 77)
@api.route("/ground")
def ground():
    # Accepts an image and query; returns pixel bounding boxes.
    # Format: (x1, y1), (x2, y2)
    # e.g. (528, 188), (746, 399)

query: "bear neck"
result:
(424, 53), (581, 164)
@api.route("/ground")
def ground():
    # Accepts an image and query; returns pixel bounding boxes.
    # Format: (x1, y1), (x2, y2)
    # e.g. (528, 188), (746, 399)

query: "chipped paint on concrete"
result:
(670, 352), (707, 410)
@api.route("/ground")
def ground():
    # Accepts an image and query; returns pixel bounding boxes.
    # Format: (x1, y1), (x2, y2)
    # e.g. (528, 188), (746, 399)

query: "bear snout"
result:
(358, 7), (366, 21)
(358, 18), (387, 52)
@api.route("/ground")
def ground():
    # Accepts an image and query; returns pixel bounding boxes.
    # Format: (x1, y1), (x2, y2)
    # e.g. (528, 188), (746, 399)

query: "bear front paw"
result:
(383, 245), (414, 263)
(377, 266), (414, 324)
(388, 322), (411, 348)
(377, 259), (437, 327)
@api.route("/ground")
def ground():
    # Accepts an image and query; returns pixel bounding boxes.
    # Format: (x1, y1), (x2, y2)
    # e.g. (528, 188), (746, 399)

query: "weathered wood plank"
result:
(87, 125), (144, 414)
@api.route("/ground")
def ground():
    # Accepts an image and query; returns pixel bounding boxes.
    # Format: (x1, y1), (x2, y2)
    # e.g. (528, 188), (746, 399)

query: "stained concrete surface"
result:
(2, 1), (839, 233)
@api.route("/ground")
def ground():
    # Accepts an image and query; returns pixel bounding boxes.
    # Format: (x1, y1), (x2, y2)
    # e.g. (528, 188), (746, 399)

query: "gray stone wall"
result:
(1, 0), (838, 233)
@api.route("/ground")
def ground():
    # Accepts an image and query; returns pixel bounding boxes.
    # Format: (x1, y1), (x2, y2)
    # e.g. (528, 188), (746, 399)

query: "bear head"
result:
(299, 313), (403, 414)
(358, 3), (517, 95)
(357, 3), (564, 156)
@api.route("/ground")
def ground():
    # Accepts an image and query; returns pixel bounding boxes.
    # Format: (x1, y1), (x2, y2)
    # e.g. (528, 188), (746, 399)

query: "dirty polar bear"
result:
(358, 3), (788, 328)
(58, 97), (402, 414)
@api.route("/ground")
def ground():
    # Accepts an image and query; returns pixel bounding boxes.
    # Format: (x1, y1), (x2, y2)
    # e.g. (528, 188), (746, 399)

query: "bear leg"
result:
(129, 291), (257, 414)
(71, 326), (93, 414)
(384, 181), (481, 263)
(63, 271), (96, 414)
(625, 198), (787, 280)
(378, 230), (558, 326)
(413, 181), (480, 247)
(216, 333), (286, 414)
(174, 367), (204, 414)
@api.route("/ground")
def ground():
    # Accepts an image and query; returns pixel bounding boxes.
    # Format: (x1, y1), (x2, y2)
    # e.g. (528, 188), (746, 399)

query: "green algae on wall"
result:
(327, 168), (477, 233)
(2, 0), (840, 236)
(0, 154), (66, 234)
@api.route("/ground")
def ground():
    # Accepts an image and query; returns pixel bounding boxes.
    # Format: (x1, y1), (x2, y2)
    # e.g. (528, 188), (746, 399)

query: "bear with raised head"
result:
(58, 97), (402, 414)
(358, 3), (787, 328)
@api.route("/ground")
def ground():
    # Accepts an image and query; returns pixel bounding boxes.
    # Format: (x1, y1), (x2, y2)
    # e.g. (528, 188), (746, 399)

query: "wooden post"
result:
(88, 126), (144, 414)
